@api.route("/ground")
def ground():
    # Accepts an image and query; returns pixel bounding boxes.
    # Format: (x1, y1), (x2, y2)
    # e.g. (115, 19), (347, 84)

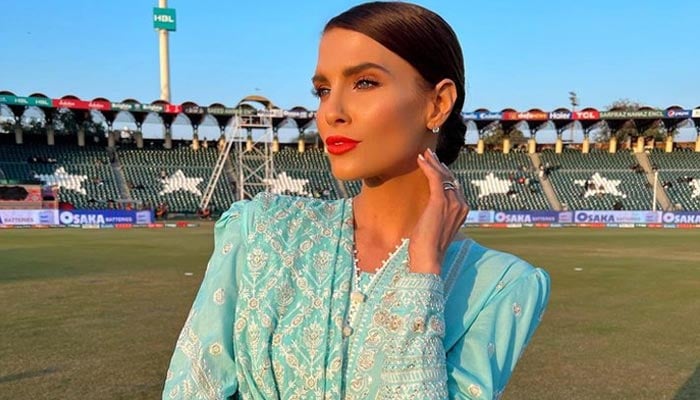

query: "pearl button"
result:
(468, 383), (482, 397)
(350, 291), (366, 304)
(343, 325), (354, 337)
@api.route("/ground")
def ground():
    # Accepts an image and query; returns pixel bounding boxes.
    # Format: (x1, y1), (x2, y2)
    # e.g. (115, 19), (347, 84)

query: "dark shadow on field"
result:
(674, 364), (700, 400)
(0, 367), (59, 384)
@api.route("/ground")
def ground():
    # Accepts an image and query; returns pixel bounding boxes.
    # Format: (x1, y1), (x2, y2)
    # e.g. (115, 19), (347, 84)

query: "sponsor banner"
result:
(574, 210), (661, 224)
(0, 209), (58, 225)
(53, 98), (91, 109)
(664, 109), (691, 118)
(464, 210), (494, 224)
(59, 210), (154, 226)
(502, 111), (519, 120)
(141, 104), (164, 113)
(111, 102), (141, 112)
(549, 111), (572, 120)
(600, 110), (664, 119)
(108, 102), (171, 113)
(283, 110), (312, 119)
(517, 111), (548, 120)
(493, 211), (568, 224)
(661, 212), (700, 224)
(183, 105), (205, 114)
(164, 104), (182, 114)
(463, 111), (502, 120)
(573, 110), (600, 120)
(558, 212), (574, 224)
(153, 7), (177, 31)
(0, 95), (52, 107)
(88, 100), (112, 110)
(206, 106), (238, 116)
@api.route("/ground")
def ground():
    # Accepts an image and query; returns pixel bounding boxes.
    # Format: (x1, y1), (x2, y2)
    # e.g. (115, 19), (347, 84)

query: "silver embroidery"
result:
(213, 288), (225, 305)
(468, 383), (483, 397)
(222, 242), (232, 255)
(513, 302), (522, 317)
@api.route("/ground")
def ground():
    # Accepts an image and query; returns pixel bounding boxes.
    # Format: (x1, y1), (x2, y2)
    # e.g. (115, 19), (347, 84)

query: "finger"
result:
(417, 150), (447, 199)
(426, 150), (461, 194)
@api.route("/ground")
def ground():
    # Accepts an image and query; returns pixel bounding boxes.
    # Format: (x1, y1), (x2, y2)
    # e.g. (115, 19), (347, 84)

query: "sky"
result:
(1, 0), (699, 141)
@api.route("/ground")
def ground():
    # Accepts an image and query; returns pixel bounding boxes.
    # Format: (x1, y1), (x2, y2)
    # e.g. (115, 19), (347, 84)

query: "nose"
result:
(322, 88), (351, 127)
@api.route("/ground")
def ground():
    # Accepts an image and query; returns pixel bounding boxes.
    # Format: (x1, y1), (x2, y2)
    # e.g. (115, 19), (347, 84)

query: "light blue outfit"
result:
(163, 193), (550, 399)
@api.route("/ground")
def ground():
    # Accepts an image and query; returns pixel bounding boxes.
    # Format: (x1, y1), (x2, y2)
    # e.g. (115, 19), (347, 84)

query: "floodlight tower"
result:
(153, 0), (176, 102)
(568, 91), (579, 142)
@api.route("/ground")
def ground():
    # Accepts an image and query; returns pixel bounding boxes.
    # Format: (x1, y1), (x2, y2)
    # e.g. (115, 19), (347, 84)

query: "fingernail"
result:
(441, 162), (449, 169)
(418, 153), (425, 161)
(429, 148), (438, 159)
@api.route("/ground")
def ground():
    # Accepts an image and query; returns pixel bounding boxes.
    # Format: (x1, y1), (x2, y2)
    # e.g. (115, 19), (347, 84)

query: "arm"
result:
(374, 271), (449, 399)
(162, 201), (249, 400)
(446, 267), (550, 399)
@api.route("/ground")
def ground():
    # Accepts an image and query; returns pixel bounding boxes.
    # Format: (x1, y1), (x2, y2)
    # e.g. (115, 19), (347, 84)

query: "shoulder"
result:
(442, 239), (549, 315)
(215, 193), (347, 235)
(444, 239), (548, 291)
(442, 239), (550, 346)
(250, 192), (347, 222)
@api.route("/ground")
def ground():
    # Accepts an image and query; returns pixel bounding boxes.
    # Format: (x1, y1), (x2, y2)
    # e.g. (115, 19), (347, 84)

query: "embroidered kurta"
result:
(163, 193), (550, 399)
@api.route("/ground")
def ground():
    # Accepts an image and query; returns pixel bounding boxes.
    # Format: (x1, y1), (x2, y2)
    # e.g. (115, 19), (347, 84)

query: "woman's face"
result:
(312, 28), (436, 182)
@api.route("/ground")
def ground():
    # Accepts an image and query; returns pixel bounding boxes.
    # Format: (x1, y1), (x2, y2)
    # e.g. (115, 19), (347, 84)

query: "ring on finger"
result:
(443, 178), (460, 189)
(442, 181), (458, 191)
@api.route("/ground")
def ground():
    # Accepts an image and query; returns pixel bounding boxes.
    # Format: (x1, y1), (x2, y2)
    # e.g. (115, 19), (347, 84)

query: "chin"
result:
(330, 166), (362, 181)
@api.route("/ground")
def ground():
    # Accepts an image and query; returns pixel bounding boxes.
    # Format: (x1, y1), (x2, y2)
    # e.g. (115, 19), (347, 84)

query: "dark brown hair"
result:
(324, 1), (466, 165)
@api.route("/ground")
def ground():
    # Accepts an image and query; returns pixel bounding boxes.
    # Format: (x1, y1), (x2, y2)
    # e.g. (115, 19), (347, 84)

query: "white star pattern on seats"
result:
(263, 172), (309, 196)
(34, 167), (88, 195)
(574, 172), (626, 198)
(159, 170), (204, 196)
(471, 172), (512, 198)
(690, 179), (700, 199)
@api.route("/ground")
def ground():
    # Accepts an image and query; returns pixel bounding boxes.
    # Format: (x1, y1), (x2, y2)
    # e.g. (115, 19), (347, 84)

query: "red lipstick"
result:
(325, 135), (360, 155)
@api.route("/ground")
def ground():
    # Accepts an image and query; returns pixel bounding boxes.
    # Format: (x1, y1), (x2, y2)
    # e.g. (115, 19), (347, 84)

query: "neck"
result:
(352, 166), (430, 245)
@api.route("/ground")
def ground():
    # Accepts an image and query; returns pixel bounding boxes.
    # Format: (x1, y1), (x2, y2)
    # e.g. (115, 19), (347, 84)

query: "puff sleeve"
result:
(446, 265), (550, 399)
(162, 200), (251, 400)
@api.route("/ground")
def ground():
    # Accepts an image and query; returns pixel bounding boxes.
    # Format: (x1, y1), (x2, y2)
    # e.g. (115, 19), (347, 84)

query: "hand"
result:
(408, 148), (469, 274)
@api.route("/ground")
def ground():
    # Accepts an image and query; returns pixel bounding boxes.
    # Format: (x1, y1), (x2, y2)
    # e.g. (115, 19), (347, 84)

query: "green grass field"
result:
(1, 226), (699, 400)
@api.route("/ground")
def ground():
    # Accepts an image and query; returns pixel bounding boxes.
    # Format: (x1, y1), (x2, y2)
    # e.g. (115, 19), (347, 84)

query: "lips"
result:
(325, 135), (360, 155)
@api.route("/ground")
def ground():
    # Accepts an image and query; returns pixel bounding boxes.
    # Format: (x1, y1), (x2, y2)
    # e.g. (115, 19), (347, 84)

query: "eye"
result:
(311, 87), (330, 99)
(354, 78), (379, 90)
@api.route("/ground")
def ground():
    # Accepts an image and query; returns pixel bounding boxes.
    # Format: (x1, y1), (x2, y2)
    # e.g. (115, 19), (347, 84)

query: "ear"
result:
(425, 78), (457, 130)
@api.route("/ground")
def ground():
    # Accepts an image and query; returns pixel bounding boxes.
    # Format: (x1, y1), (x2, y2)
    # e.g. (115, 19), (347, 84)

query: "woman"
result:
(163, 2), (549, 399)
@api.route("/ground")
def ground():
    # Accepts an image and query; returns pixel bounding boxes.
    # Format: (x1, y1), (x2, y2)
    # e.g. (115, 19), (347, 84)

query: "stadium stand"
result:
(648, 148), (700, 210)
(540, 148), (660, 210)
(118, 146), (236, 214)
(270, 147), (341, 199)
(452, 149), (550, 210)
(2, 138), (698, 213)
(0, 143), (120, 209)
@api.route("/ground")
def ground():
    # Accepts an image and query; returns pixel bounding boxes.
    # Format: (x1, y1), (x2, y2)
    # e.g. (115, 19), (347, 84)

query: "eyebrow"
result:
(311, 62), (391, 84)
